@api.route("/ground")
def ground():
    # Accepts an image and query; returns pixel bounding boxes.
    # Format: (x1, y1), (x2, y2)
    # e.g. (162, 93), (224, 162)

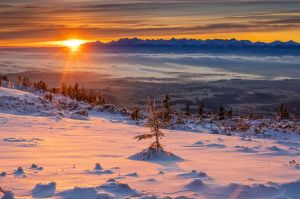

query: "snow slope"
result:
(0, 87), (36, 99)
(0, 87), (300, 198)
(0, 87), (89, 120)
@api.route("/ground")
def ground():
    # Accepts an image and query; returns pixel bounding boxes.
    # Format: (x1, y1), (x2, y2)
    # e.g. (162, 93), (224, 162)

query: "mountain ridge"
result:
(83, 38), (300, 48)
(81, 38), (300, 55)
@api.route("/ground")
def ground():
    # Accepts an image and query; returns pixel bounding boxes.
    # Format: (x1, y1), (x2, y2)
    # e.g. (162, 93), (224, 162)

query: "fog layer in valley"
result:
(1, 50), (300, 114)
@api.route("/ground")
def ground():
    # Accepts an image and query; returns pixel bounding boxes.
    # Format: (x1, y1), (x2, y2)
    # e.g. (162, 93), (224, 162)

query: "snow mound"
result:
(235, 145), (256, 153)
(183, 179), (300, 199)
(268, 145), (284, 151)
(193, 141), (204, 145)
(13, 167), (25, 177)
(124, 172), (139, 177)
(177, 170), (208, 179)
(185, 179), (207, 192)
(3, 137), (42, 143)
(129, 148), (183, 162)
(57, 187), (114, 199)
(99, 179), (140, 198)
(206, 143), (226, 148)
(3, 137), (42, 148)
(0, 87), (35, 99)
(0, 172), (6, 177)
(191, 141), (226, 149)
(94, 163), (102, 170)
(0, 187), (14, 199)
(279, 180), (300, 198)
(145, 178), (157, 182)
(30, 164), (43, 171)
(137, 195), (171, 199)
(218, 182), (285, 199)
(69, 110), (89, 120)
(288, 160), (300, 169)
(57, 179), (140, 199)
(32, 182), (56, 198)
(86, 163), (113, 175)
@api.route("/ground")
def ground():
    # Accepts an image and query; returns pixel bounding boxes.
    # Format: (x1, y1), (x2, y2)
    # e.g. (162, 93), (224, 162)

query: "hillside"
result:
(0, 87), (300, 199)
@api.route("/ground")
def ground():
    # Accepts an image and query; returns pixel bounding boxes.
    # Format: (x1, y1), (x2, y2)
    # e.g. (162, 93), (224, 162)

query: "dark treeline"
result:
(130, 94), (294, 123)
(0, 75), (105, 106)
(0, 75), (295, 120)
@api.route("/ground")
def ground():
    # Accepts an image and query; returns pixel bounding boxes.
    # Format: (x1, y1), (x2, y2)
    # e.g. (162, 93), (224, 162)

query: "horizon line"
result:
(0, 37), (299, 48)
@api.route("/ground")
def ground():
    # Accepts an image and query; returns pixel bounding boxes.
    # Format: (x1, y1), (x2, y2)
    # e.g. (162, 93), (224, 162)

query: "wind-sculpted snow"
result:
(0, 87), (36, 99)
(0, 187), (14, 199)
(184, 179), (300, 199)
(53, 179), (300, 199)
(57, 179), (140, 199)
(3, 137), (42, 147)
(32, 182), (56, 198)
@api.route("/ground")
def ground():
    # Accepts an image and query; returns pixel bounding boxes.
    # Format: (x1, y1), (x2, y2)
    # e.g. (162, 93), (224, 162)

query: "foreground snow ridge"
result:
(0, 87), (300, 198)
(3, 179), (300, 199)
(57, 179), (141, 199)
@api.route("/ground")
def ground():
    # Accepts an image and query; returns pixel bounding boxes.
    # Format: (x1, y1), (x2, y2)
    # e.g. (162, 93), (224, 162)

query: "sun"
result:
(62, 39), (86, 52)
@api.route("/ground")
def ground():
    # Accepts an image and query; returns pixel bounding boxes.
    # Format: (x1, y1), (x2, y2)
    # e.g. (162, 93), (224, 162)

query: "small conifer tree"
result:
(130, 106), (140, 121)
(61, 82), (67, 96)
(67, 85), (73, 98)
(278, 104), (289, 119)
(73, 83), (80, 100)
(162, 95), (171, 124)
(33, 80), (47, 92)
(2, 75), (8, 81)
(17, 75), (22, 86)
(218, 105), (225, 120)
(22, 77), (31, 87)
(95, 90), (105, 105)
(185, 103), (191, 116)
(227, 108), (233, 118)
(134, 100), (164, 150)
(198, 101), (204, 118)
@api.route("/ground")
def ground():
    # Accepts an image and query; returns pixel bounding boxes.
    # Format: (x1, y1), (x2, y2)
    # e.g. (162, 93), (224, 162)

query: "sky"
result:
(0, 0), (300, 46)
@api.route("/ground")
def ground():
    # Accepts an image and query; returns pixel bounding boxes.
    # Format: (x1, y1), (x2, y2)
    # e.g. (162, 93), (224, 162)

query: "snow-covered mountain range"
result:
(82, 38), (300, 55)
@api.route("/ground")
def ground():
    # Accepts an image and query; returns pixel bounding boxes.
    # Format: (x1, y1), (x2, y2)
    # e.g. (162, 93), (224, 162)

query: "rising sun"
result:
(62, 39), (86, 52)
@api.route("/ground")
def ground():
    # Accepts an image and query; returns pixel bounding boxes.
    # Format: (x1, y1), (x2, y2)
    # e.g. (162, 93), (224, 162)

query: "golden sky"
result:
(0, 0), (300, 46)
